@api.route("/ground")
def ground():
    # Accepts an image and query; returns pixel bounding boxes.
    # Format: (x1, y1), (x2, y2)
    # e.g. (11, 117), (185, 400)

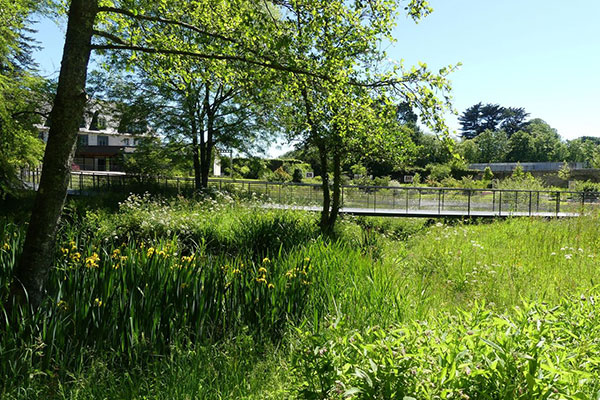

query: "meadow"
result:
(2, 191), (600, 399)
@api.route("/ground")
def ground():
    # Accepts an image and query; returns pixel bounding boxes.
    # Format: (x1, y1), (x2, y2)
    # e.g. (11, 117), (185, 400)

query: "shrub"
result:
(292, 168), (304, 183)
(482, 166), (494, 181)
(427, 163), (452, 182)
(270, 166), (292, 182)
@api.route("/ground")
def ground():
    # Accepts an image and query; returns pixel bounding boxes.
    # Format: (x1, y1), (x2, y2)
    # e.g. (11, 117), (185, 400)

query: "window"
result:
(123, 138), (130, 146)
(97, 135), (108, 146)
(79, 134), (89, 146)
(133, 138), (139, 146)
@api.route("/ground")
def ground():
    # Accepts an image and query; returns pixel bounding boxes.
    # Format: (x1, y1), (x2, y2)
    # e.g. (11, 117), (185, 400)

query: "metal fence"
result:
(22, 170), (600, 217)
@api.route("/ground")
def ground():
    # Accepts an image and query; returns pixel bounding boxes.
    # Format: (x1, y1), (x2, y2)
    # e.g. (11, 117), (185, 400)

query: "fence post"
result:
(514, 191), (518, 212)
(438, 190), (442, 215)
(499, 191), (502, 216)
(556, 191), (560, 216)
(405, 189), (409, 213)
(529, 191), (532, 216)
(442, 190), (445, 211)
(79, 173), (83, 195)
(341, 185), (344, 207)
(492, 191), (496, 212)
(581, 191), (585, 212)
(468, 190), (471, 217)
(418, 189), (422, 209)
(279, 183), (282, 204)
(374, 189), (377, 211)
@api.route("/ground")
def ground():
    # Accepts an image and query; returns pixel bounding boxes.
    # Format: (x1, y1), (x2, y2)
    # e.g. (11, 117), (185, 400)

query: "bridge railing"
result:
(21, 169), (600, 217)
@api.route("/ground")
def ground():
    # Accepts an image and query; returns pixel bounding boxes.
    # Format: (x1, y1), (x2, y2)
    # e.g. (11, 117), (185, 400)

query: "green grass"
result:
(2, 192), (600, 398)
(386, 216), (600, 316)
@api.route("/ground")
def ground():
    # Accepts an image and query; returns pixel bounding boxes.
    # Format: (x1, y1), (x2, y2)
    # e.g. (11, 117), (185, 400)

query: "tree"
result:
(122, 136), (172, 178)
(11, 0), (98, 307)
(501, 107), (529, 136)
(459, 103), (529, 139)
(506, 130), (536, 162)
(272, 0), (455, 232)
(479, 104), (505, 132)
(459, 103), (505, 139)
(458, 102), (483, 139)
(11, 0), (314, 306)
(457, 139), (480, 163)
(482, 166), (494, 181)
(475, 129), (509, 163)
(0, 0), (47, 198)
(505, 119), (566, 163)
(13, 0), (455, 306)
(558, 161), (571, 181)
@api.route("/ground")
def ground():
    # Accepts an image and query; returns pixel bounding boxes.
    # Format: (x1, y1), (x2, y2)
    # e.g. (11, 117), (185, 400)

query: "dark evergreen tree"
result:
(501, 107), (529, 136)
(479, 104), (505, 132)
(458, 102), (483, 139)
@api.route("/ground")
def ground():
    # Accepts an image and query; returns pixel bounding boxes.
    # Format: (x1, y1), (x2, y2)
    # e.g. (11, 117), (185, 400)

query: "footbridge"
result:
(23, 170), (599, 218)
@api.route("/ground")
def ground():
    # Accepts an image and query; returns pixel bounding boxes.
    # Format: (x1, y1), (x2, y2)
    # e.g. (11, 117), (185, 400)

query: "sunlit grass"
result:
(2, 193), (600, 398)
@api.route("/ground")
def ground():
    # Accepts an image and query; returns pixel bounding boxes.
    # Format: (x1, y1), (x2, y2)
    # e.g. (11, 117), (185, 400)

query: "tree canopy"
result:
(458, 102), (529, 139)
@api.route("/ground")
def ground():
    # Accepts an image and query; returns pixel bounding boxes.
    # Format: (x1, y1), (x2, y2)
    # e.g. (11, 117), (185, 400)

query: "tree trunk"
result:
(317, 141), (331, 231)
(199, 84), (212, 189)
(198, 138), (208, 189)
(202, 109), (215, 189)
(327, 146), (342, 229)
(10, 0), (98, 308)
(192, 132), (201, 190)
(200, 141), (212, 188)
(189, 101), (202, 191)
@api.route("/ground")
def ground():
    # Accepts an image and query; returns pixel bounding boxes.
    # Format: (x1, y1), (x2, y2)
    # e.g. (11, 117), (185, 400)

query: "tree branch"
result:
(90, 44), (330, 80)
(12, 110), (50, 119)
(92, 29), (128, 45)
(97, 6), (247, 52)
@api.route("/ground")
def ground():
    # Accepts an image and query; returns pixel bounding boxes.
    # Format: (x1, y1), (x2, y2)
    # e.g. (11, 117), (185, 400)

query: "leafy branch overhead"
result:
(90, 0), (457, 135)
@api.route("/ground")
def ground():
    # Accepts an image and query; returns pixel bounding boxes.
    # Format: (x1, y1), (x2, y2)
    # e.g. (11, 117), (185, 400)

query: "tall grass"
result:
(3, 192), (600, 398)
(386, 216), (600, 316)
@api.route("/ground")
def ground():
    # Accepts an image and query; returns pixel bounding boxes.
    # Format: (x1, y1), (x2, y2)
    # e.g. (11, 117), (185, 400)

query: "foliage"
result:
(427, 163), (451, 181)
(412, 172), (421, 185)
(292, 168), (304, 183)
(558, 161), (571, 181)
(507, 119), (568, 162)
(459, 102), (529, 139)
(475, 129), (509, 163)
(292, 296), (600, 399)
(482, 166), (494, 180)
(0, 0), (46, 198)
(3, 192), (600, 397)
(272, 166), (292, 182)
(122, 137), (172, 177)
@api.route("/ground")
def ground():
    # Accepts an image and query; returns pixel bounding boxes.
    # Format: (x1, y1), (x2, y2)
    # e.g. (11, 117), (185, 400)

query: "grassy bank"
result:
(2, 193), (600, 398)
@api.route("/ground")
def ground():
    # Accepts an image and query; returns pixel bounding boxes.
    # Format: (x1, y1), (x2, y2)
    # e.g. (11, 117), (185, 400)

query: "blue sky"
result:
(390, 0), (600, 139)
(32, 1), (600, 143)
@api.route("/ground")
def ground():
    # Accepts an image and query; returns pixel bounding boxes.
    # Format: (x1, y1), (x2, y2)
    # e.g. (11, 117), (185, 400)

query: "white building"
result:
(38, 101), (150, 172)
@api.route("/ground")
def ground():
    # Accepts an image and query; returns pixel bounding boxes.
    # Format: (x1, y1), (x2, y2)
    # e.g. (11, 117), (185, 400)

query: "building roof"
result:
(469, 162), (588, 172)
